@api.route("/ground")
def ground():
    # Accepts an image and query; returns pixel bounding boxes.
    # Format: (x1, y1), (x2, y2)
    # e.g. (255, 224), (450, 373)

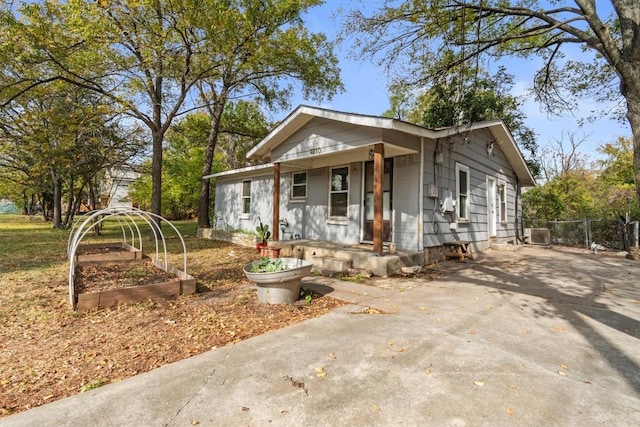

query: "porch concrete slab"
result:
(274, 240), (425, 277)
(3, 246), (640, 426)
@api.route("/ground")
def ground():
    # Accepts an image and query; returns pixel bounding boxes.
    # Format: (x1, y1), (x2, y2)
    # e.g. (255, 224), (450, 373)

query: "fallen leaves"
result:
(315, 367), (327, 378)
(558, 363), (570, 377)
(0, 239), (345, 417)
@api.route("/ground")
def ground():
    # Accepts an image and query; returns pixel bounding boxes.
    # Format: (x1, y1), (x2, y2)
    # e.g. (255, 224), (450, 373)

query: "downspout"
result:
(419, 137), (425, 251)
(515, 175), (522, 244)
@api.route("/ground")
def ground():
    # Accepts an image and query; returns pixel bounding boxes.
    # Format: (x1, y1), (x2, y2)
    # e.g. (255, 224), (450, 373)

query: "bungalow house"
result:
(206, 105), (536, 270)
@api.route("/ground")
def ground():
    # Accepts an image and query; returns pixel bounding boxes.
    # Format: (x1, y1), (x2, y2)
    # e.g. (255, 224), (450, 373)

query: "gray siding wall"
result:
(272, 118), (381, 163)
(280, 163), (361, 244)
(392, 154), (422, 251)
(422, 129), (521, 250)
(215, 163), (363, 245)
(214, 173), (273, 235)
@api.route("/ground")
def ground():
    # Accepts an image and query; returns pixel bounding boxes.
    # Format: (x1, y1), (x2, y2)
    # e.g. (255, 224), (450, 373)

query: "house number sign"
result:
(310, 147), (321, 155)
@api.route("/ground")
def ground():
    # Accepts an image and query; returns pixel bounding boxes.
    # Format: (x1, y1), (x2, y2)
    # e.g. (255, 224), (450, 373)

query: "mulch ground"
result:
(0, 241), (346, 417)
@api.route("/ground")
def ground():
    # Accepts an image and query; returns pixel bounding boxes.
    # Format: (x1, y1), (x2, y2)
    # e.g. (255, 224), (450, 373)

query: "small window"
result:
(456, 163), (470, 220)
(241, 180), (251, 214)
(291, 172), (307, 199)
(329, 166), (349, 218)
(499, 183), (507, 223)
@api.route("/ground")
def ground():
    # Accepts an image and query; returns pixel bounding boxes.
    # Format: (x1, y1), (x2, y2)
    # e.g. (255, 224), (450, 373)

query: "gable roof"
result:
(242, 105), (535, 186)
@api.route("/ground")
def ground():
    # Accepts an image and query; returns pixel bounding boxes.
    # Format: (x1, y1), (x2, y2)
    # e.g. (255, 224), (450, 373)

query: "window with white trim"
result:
(499, 182), (507, 223)
(241, 180), (251, 215)
(456, 163), (470, 220)
(329, 166), (349, 218)
(291, 172), (307, 199)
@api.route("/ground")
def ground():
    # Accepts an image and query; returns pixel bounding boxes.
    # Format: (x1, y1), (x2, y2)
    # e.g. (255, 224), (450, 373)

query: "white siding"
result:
(214, 174), (272, 233)
(392, 154), (421, 251)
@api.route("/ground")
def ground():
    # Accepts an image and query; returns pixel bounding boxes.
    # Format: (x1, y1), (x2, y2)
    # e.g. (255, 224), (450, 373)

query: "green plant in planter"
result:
(256, 217), (271, 245)
(251, 257), (285, 273)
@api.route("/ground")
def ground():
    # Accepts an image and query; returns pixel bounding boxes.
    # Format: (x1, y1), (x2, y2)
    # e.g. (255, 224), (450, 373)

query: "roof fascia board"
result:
(204, 163), (273, 180)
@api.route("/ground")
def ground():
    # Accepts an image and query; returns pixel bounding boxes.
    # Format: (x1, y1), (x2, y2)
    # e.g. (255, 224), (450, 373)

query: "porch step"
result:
(309, 255), (352, 273)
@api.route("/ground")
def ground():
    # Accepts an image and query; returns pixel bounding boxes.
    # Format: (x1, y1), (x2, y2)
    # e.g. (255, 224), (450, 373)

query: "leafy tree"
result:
(539, 132), (590, 184)
(523, 134), (637, 221)
(217, 101), (270, 170)
(385, 67), (540, 178)
(131, 112), (213, 220)
(0, 0), (214, 224)
(130, 101), (267, 220)
(192, 0), (343, 228)
(346, 0), (640, 216)
(0, 82), (143, 227)
(596, 137), (638, 218)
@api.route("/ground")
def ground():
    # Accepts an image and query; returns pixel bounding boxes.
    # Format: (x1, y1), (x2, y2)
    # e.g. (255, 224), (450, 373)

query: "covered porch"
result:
(250, 136), (422, 255)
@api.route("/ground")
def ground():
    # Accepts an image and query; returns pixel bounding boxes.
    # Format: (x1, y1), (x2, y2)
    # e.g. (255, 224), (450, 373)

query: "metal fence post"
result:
(584, 219), (589, 249)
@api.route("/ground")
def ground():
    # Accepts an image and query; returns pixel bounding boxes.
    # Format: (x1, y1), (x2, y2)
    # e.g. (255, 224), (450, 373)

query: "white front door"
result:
(487, 177), (497, 238)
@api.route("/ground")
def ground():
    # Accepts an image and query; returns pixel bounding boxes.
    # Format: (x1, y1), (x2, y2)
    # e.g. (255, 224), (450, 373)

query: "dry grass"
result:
(0, 215), (343, 417)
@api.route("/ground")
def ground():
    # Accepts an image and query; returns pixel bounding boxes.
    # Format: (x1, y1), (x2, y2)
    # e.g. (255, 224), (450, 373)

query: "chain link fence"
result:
(522, 218), (640, 251)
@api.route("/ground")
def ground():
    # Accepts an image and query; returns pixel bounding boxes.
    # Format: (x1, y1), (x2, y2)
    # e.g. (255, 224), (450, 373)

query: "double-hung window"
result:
(499, 182), (507, 223)
(456, 163), (470, 221)
(291, 172), (307, 199)
(241, 180), (251, 215)
(329, 166), (349, 218)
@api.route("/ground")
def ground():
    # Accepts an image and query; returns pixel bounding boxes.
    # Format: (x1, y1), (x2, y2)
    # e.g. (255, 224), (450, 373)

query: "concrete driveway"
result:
(2, 246), (639, 426)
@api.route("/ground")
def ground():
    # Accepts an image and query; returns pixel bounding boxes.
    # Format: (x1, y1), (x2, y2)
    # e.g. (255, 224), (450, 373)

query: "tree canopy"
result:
(346, 0), (640, 211)
(1, 0), (341, 226)
(384, 66), (540, 178)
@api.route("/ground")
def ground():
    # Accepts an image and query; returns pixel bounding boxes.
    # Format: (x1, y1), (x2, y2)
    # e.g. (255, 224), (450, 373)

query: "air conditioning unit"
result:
(427, 184), (439, 198)
(528, 228), (551, 245)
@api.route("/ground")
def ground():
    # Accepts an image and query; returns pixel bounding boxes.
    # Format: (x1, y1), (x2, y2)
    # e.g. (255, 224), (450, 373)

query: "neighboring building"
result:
(207, 105), (536, 263)
(99, 166), (140, 209)
(0, 198), (18, 214)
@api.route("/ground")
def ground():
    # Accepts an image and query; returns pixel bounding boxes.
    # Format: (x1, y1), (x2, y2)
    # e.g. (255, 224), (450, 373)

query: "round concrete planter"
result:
(243, 258), (313, 304)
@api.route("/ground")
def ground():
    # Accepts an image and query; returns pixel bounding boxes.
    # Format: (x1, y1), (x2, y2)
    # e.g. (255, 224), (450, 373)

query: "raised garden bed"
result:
(74, 259), (196, 311)
(74, 242), (143, 265)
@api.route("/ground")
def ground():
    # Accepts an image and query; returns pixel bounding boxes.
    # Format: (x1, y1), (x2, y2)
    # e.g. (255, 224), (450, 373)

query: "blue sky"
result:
(279, 0), (631, 163)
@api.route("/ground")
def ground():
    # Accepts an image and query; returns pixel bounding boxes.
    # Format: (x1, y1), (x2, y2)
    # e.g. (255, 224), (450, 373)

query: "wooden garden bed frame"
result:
(74, 258), (196, 311)
(74, 241), (143, 266)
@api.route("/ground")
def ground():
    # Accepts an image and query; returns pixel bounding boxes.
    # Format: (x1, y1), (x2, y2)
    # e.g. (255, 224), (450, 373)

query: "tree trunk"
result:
(51, 171), (63, 229)
(624, 80), (640, 221)
(150, 128), (163, 225)
(198, 100), (226, 229)
(62, 177), (75, 228)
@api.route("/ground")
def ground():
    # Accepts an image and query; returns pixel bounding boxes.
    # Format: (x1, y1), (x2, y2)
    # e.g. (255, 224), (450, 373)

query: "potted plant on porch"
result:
(255, 217), (280, 258)
(243, 257), (313, 304)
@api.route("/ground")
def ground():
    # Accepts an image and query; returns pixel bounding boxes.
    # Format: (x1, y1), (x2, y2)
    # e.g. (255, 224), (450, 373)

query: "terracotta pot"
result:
(259, 246), (281, 258)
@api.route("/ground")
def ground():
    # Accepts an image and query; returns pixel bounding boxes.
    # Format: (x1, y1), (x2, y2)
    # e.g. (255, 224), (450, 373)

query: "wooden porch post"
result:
(373, 143), (384, 255)
(273, 162), (280, 241)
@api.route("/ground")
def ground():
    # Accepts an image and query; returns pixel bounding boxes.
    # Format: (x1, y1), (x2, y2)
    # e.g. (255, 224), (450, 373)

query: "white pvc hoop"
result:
(67, 208), (189, 308)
